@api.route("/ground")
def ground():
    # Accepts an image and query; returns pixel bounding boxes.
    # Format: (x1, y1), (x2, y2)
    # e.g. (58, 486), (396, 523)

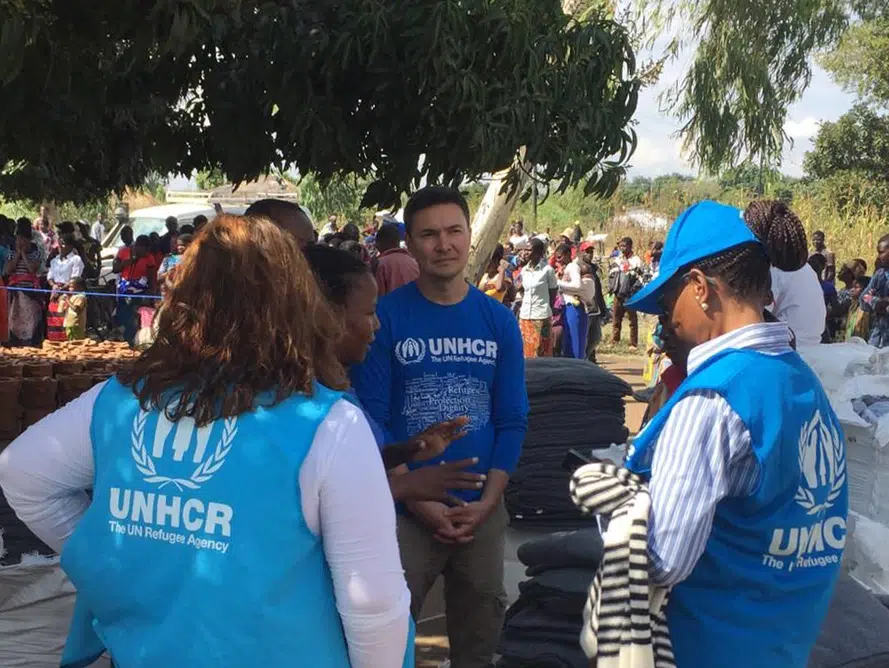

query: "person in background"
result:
(46, 233), (85, 342)
(36, 215), (57, 255)
(352, 186), (528, 668)
(852, 258), (868, 277)
(518, 237), (558, 357)
(478, 243), (512, 304)
(0, 215), (13, 343)
(47, 233), (85, 290)
(608, 236), (643, 349)
(508, 219), (529, 248)
(76, 222), (102, 280)
(61, 276), (88, 340)
(556, 243), (592, 359)
(117, 224), (134, 250)
(572, 221), (583, 245)
(810, 230), (836, 283)
(860, 233), (889, 348)
(808, 253), (840, 342)
(5, 221), (44, 346)
(648, 240), (664, 279)
(148, 231), (164, 269)
(113, 234), (157, 343)
(621, 200), (846, 668)
(192, 214), (209, 233)
(304, 244), (486, 504)
(0, 214), (414, 668)
(90, 212), (107, 245)
(746, 201), (825, 347)
(578, 243), (608, 363)
(374, 222), (419, 296)
(321, 214), (339, 236)
(341, 222), (361, 244)
(844, 275), (872, 342)
(245, 199), (315, 250)
(157, 233), (193, 292)
(159, 216), (178, 256)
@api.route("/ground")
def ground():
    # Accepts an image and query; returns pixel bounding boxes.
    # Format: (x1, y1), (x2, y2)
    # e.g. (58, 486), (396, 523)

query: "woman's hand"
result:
(389, 458), (485, 505)
(410, 416), (470, 462)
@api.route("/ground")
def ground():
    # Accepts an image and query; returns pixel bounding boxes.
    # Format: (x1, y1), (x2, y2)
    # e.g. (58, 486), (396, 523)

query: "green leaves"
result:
(0, 0), (639, 207)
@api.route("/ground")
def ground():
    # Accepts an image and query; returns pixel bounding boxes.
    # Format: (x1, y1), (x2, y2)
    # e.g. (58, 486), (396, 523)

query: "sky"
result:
(628, 55), (857, 179)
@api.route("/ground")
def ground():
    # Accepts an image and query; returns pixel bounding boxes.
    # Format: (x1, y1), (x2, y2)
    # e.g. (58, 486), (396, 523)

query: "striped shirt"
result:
(647, 322), (793, 587)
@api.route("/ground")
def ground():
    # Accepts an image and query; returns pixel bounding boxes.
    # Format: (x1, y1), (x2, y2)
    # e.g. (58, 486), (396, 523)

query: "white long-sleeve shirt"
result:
(646, 322), (792, 587)
(558, 260), (596, 307)
(0, 385), (410, 668)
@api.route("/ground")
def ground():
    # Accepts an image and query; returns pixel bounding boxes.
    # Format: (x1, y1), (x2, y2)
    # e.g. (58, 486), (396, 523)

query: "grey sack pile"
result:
(506, 358), (632, 530)
(496, 528), (604, 668)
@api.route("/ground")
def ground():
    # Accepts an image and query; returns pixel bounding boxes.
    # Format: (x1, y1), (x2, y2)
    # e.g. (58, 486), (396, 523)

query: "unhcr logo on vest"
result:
(794, 411), (846, 516)
(764, 411), (847, 573)
(131, 410), (239, 491)
(395, 337), (498, 366)
(105, 411), (240, 555)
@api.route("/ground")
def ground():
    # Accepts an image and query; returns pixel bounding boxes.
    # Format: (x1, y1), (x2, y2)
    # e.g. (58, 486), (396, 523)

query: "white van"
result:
(98, 203), (247, 284)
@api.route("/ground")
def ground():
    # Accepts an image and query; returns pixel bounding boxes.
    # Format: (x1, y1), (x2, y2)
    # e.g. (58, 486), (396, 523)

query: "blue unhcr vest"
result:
(60, 378), (414, 668)
(626, 349), (848, 668)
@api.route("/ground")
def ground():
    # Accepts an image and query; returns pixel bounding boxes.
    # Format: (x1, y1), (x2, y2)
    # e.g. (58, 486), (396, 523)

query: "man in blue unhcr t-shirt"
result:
(352, 186), (528, 668)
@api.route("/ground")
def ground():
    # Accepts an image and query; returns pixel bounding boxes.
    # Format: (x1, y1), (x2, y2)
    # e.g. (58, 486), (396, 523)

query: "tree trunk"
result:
(465, 156), (530, 285)
(465, 0), (580, 284)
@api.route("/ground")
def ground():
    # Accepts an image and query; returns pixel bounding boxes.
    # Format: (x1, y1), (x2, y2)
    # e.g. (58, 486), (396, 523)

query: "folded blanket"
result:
(517, 528), (604, 573)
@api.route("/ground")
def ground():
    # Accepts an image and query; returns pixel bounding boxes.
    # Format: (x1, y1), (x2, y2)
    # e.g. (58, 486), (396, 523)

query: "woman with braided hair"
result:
(744, 199), (826, 346)
(618, 201), (846, 668)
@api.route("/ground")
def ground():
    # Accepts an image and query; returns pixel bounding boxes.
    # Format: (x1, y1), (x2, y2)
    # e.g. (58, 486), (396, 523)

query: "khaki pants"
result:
(397, 501), (508, 668)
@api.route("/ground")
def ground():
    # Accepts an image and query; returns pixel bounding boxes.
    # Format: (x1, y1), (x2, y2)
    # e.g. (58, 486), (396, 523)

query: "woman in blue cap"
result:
(624, 200), (848, 667)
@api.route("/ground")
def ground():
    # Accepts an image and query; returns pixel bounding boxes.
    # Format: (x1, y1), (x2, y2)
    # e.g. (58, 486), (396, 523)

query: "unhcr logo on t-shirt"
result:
(395, 337), (427, 364)
(395, 337), (498, 366)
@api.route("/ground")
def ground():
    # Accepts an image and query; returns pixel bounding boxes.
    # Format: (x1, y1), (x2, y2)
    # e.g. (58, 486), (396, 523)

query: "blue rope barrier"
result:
(2, 285), (163, 300)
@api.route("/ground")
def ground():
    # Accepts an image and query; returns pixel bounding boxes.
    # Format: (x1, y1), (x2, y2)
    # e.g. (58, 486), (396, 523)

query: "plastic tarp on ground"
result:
(798, 341), (889, 595)
(0, 535), (110, 668)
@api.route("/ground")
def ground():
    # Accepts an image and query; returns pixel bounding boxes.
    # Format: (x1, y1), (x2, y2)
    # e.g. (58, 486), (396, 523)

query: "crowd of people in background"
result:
(2, 200), (887, 357)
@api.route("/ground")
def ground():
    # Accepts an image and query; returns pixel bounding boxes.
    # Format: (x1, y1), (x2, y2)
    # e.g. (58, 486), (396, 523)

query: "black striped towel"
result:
(569, 462), (675, 668)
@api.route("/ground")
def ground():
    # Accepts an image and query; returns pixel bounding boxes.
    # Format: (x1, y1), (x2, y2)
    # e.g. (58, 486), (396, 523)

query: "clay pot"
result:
(20, 377), (58, 410)
(0, 404), (21, 437)
(0, 378), (22, 404)
(22, 361), (54, 378)
(57, 374), (95, 394)
(0, 363), (23, 379)
(53, 360), (85, 376)
(23, 408), (54, 427)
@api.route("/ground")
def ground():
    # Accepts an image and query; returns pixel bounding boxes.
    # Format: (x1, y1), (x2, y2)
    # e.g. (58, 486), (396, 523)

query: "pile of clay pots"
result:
(0, 341), (139, 443)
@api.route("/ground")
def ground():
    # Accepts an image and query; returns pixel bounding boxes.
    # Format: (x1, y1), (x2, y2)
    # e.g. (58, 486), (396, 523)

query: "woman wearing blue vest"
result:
(0, 215), (413, 668)
(624, 200), (848, 668)
(303, 243), (486, 504)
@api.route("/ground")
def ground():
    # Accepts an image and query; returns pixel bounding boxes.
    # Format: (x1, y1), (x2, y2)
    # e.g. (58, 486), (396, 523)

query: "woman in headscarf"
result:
(619, 201), (846, 667)
(0, 215), (413, 668)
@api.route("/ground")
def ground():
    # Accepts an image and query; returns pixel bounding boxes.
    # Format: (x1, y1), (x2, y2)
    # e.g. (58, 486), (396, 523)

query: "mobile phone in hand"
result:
(562, 448), (600, 472)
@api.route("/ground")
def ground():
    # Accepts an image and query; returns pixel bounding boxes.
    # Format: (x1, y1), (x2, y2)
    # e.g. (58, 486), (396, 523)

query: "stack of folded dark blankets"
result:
(497, 528), (603, 668)
(506, 358), (632, 530)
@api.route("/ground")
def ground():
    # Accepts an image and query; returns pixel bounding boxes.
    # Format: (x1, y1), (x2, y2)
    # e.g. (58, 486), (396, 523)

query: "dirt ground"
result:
(415, 354), (647, 667)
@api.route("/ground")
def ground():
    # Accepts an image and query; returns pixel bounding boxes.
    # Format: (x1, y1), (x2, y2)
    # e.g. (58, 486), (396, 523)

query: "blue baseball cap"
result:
(626, 200), (760, 314)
